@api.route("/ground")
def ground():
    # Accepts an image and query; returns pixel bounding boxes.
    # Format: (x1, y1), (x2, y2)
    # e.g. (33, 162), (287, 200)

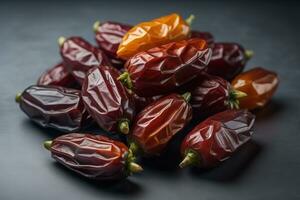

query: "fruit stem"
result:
(186, 14), (195, 26)
(58, 36), (66, 46)
(118, 119), (130, 134)
(15, 93), (22, 103)
(93, 21), (100, 33)
(117, 72), (133, 89)
(232, 89), (247, 99)
(128, 162), (143, 173)
(245, 50), (254, 60)
(43, 140), (53, 150)
(179, 150), (199, 168)
(129, 142), (139, 155)
(182, 92), (191, 102)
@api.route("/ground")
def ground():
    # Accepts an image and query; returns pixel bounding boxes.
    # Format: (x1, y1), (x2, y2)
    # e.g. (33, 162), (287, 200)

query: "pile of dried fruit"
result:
(16, 13), (279, 181)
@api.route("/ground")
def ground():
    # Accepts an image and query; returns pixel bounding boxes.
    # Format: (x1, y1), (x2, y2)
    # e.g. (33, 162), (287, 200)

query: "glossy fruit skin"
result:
(19, 85), (92, 132)
(82, 66), (135, 133)
(60, 37), (111, 85)
(95, 21), (132, 58)
(191, 31), (214, 47)
(37, 62), (77, 87)
(48, 133), (130, 180)
(125, 38), (212, 97)
(133, 93), (162, 113)
(130, 93), (192, 156)
(181, 110), (255, 168)
(189, 74), (233, 117)
(231, 67), (279, 110)
(206, 43), (249, 80)
(117, 13), (190, 60)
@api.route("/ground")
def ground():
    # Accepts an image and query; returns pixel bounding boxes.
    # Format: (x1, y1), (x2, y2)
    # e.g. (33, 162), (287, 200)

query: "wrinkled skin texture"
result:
(189, 74), (232, 117)
(60, 37), (111, 85)
(131, 94), (192, 155)
(117, 13), (190, 60)
(181, 110), (255, 168)
(19, 86), (91, 132)
(125, 38), (212, 97)
(82, 66), (135, 133)
(231, 67), (279, 110)
(50, 133), (129, 180)
(133, 93), (162, 113)
(37, 62), (77, 87)
(191, 31), (214, 48)
(206, 43), (248, 80)
(95, 21), (132, 58)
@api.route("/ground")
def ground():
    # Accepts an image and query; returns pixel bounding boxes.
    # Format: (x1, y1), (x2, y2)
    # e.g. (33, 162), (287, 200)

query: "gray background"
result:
(1, 0), (300, 199)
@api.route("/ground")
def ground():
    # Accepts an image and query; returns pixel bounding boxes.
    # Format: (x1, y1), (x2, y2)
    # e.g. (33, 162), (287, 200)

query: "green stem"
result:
(43, 140), (53, 150)
(179, 149), (199, 168)
(181, 92), (191, 102)
(228, 89), (247, 109)
(128, 162), (143, 173)
(129, 141), (140, 155)
(93, 21), (100, 33)
(58, 36), (66, 47)
(15, 92), (22, 103)
(118, 119), (130, 134)
(232, 89), (247, 99)
(185, 14), (195, 26)
(117, 72), (133, 89)
(125, 148), (143, 175)
(245, 50), (254, 60)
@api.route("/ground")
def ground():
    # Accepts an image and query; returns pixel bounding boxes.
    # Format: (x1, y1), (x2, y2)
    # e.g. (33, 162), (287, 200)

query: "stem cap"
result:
(118, 119), (130, 134)
(245, 50), (254, 60)
(58, 36), (66, 47)
(15, 92), (22, 103)
(186, 14), (195, 26)
(179, 149), (199, 168)
(93, 21), (100, 33)
(43, 140), (53, 150)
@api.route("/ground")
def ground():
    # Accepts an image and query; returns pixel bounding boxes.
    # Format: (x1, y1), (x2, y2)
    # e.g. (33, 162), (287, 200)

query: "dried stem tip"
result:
(43, 140), (53, 150)
(179, 150), (198, 168)
(119, 120), (130, 135)
(128, 162), (143, 173)
(15, 92), (22, 103)
(186, 14), (195, 26)
(245, 50), (254, 60)
(58, 36), (66, 46)
(93, 21), (100, 33)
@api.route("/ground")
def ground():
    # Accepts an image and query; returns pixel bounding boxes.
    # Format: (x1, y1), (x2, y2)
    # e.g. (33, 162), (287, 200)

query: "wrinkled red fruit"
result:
(59, 36), (111, 84)
(16, 85), (92, 132)
(187, 74), (247, 117)
(129, 93), (192, 156)
(37, 62), (77, 87)
(44, 133), (143, 180)
(180, 109), (255, 168)
(82, 66), (135, 134)
(94, 21), (132, 58)
(206, 42), (253, 81)
(121, 38), (212, 97)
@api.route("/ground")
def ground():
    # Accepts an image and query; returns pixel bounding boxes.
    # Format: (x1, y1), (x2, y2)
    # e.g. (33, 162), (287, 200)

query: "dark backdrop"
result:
(1, 0), (300, 200)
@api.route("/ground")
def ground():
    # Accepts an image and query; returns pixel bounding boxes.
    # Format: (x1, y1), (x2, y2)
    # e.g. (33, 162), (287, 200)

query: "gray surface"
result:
(1, 0), (300, 200)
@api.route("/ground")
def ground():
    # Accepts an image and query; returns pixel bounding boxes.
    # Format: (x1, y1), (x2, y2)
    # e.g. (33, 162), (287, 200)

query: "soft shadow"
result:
(21, 119), (63, 138)
(253, 98), (285, 122)
(189, 140), (262, 182)
(21, 119), (127, 142)
(51, 162), (143, 197)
